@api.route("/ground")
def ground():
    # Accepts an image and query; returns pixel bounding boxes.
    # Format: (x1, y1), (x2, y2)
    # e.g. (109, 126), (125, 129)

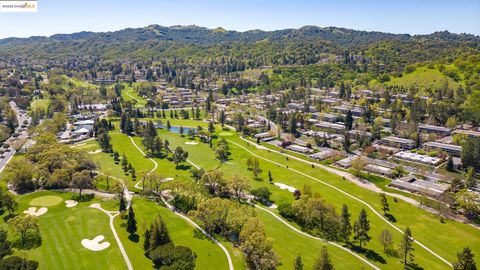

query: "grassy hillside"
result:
(386, 66), (462, 93)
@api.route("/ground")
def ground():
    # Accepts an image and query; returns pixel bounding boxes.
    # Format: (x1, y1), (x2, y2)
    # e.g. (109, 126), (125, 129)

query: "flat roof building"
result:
(380, 136), (415, 150)
(364, 164), (395, 177)
(419, 125), (451, 136)
(389, 175), (449, 198)
(423, 142), (462, 157)
(452, 129), (480, 139)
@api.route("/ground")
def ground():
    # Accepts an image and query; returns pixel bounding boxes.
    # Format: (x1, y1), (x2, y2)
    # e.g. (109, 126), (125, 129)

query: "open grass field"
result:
(141, 127), (388, 269)
(222, 134), (480, 269)
(8, 118), (476, 269)
(386, 66), (461, 92)
(121, 83), (147, 107)
(0, 191), (128, 270)
(30, 97), (50, 112)
(106, 128), (377, 269)
(152, 122), (479, 269)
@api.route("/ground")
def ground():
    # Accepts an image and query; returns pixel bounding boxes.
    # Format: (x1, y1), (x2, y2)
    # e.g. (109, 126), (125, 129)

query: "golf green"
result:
(29, 195), (63, 206)
(218, 131), (233, 136)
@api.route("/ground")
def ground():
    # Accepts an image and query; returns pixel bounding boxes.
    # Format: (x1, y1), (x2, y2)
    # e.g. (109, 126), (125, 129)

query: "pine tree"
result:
(453, 247), (477, 270)
(208, 121), (215, 133)
(380, 193), (389, 216)
(119, 195), (126, 212)
(149, 215), (171, 251)
(268, 171), (273, 183)
(127, 205), (137, 235)
(143, 228), (151, 253)
(398, 227), (414, 266)
(219, 110), (226, 127)
(313, 246), (334, 270)
(345, 109), (353, 130)
(294, 254), (303, 270)
(288, 112), (297, 135)
(446, 155), (454, 171)
(340, 204), (352, 242)
(353, 209), (371, 249)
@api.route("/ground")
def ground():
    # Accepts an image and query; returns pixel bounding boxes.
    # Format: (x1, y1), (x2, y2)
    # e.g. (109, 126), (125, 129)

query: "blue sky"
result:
(0, 0), (479, 38)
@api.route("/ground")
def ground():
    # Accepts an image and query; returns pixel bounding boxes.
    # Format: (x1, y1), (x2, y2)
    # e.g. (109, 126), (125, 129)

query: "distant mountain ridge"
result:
(0, 24), (478, 61)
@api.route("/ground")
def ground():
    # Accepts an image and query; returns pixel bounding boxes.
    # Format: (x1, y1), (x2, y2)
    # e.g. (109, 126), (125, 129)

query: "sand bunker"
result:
(65, 200), (78, 208)
(88, 149), (102, 154)
(23, 207), (48, 216)
(81, 235), (110, 251)
(274, 183), (297, 193)
(163, 177), (174, 182)
(185, 141), (198, 145)
(268, 203), (278, 209)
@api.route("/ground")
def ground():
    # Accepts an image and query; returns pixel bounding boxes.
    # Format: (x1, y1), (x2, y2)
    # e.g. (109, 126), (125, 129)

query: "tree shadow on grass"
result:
(347, 243), (387, 264)
(14, 233), (42, 250)
(193, 228), (207, 240)
(385, 213), (397, 223)
(406, 263), (424, 270)
(176, 164), (192, 171)
(3, 213), (17, 222)
(128, 234), (139, 243)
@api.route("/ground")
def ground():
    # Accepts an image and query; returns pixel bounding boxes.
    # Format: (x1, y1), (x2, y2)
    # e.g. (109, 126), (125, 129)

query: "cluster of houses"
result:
(159, 87), (205, 108)
(235, 87), (480, 199)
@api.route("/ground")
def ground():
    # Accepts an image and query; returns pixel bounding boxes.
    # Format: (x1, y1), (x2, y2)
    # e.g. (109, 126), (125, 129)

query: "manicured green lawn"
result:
(224, 135), (480, 269)
(113, 197), (239, 270)
(30, 98), (50, 112)
(1, 191), (127, 270)
(29, 195), (63, 206)
(116, 129), (388, 269)
(73, 122), (479, 269)
(121, 83), (147, 107)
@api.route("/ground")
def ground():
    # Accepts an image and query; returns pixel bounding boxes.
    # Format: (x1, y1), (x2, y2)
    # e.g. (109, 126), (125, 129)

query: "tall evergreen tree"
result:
(294, 254), (303, 270)
(340, 204), (352, 242)
(127, 205), (137, 235)
(219, 110), (226, 127)
(453, 247), (477, 270)
(313, 246), (334, 270)
(380, 193), (390, 216)
(353, 209), (371, 249)
(345, 109), (353, 130)
(398, 227), (414, 266)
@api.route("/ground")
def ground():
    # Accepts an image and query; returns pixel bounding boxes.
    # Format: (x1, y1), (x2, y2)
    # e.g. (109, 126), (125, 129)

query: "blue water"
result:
(159, 125), (196, 134)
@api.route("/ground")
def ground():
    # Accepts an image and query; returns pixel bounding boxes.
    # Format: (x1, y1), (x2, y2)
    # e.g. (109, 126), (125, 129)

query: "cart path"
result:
(227, 138), (453, 268)
(90, 203), (133, 270)
(127, 136), (234, 270)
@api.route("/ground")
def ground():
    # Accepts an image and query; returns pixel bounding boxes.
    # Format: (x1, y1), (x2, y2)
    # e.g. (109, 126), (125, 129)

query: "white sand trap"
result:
(81, 235), (110, 251)
(23, 207), (48, 216)
(185, 141), (198, 145)
(88, 149), (102, 154)
(162, 177), (174, 182)
(268, 203), (278, 209)
(65, 200), (78, 208)
(274, 183), (297, 193)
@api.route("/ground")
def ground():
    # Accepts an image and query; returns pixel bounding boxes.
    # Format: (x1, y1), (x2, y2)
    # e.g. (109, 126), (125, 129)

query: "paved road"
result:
(0, 101), (32, 173)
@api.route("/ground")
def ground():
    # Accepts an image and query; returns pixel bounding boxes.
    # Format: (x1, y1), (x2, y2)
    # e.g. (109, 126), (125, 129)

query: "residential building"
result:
(423, 141), (462, 157)
(380, 136), (415, 150)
